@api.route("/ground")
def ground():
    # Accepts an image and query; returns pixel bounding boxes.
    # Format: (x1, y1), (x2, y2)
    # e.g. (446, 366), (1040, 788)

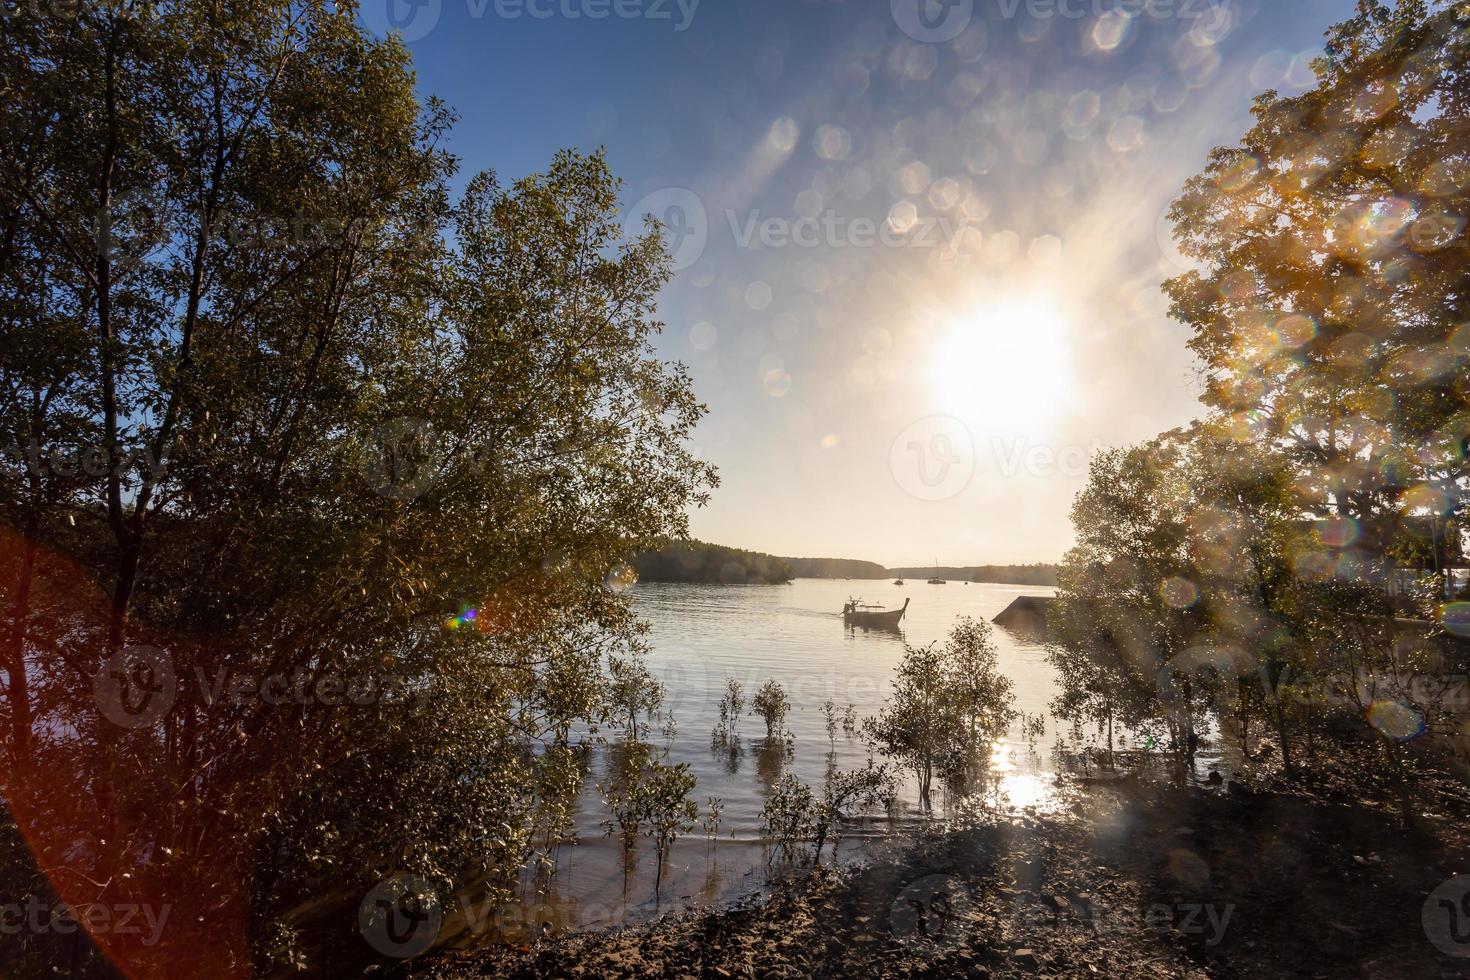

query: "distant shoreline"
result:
(631, 540), (1057, 587)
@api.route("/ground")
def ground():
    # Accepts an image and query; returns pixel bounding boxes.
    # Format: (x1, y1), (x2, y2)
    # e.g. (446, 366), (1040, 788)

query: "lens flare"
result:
(444, 606), (479, 630)
(1367, 700), (1426, 742)
(1442, 602), (1470, 639)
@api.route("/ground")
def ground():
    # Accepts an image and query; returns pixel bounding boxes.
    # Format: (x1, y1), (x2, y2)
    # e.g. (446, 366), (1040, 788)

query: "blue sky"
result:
(361, 0), (1360, 566)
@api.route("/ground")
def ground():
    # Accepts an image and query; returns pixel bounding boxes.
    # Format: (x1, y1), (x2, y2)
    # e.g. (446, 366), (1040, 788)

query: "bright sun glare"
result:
(929, 297), (1075, 435)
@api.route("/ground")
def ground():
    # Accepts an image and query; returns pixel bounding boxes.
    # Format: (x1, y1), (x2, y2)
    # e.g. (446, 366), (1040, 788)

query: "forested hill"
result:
(783, 557), (888, 579)
(632, 541), (794, 584)
(632, 544), (1055, 585)
(886, 564), (1059, 586)
(969, 564), (1058, 585)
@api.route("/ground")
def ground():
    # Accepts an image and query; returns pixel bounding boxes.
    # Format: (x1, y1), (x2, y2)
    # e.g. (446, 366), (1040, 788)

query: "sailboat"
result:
(928, 558), (946, 585)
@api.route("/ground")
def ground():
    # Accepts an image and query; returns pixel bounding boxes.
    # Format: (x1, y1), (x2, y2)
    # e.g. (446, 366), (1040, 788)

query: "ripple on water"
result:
(513, 579), (1065, 934)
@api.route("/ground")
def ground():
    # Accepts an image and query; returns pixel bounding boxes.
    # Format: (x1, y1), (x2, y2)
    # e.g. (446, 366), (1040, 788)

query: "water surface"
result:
(456, 579), (1061, 945)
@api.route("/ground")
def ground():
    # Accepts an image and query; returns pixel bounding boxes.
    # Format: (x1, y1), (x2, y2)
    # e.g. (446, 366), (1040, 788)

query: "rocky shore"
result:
(416, 780), (1470, 979)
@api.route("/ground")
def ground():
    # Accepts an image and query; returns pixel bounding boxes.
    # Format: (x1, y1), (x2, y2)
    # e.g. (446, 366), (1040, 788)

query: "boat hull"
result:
(842, 597), (909, 631)
(844, 609), (905, 629)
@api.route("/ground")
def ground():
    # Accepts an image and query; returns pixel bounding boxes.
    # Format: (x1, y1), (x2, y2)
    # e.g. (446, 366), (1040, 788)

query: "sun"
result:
(927, 297), (1075, 436)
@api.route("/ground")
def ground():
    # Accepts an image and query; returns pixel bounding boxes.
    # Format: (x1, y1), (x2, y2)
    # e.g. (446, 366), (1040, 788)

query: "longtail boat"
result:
(842, 597), (909, 630)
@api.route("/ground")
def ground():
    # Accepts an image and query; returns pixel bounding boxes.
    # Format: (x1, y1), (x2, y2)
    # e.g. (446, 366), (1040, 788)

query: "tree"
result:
(711, 676), (744, 747)
(1049, 436), (1209, 764)
(759, 774), (815, 864)
(821, 699), (839, 750)
(812, 763), (897, 863)
(0, 3), (716, 973)
(641, 755), (697, 899)
(751, 678), (791, 740)
(1052, 423), (1320, 771)
(605, 650), (666, 745)
(865, 618), (1017, 811)
(1165, 0), (1470, 584)
(941, 617), (1017, 791)
(758, 763), (895, 866)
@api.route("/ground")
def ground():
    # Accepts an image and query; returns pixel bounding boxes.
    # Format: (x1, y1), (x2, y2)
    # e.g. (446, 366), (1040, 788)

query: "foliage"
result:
(759, 762), (896, 865)
(605, 651), (666, 744)
(1051, 428), (1259, 761)
(599, 741), (655, 848)
(782, 557), (888, 579)
(822, 699), (839, 749)
(751, 678), (792, 740)
(886, 564), (1059, 585)
(1165, 0), (1470, 580)
(0, 2), (715, 972)
(864, 618), (1018, 810)
(759, 775), (815, 864)
(812, 763), (898, 861)
(641, 756), (698, 896)
(966, 564), (1060, 586)
(632, 540), (793, 584)
(1051, 421), (1468, 817)
(702, 796), (724, 842)
(711, 676), (744, 747)
(1047, 0), (1470, 824)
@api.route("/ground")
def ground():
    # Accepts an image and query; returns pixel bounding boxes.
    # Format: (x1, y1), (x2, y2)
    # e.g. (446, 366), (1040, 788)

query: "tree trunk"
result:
(5, 526), (37, 774)
(1274, 707), (1295, 779)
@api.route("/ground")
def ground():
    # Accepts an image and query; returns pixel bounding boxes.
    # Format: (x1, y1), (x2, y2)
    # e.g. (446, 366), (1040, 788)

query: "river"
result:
(442, 578), (1063, 948)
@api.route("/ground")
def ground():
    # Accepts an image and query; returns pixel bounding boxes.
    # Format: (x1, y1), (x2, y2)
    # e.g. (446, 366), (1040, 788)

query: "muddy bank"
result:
(416, 781), (1470, 979)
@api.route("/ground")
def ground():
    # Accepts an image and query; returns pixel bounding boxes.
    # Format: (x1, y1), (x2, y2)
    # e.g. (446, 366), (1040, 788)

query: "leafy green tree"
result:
(1165, 0), (1470, 578)
(758, 763), (895, 866)
(604, 650), (666, 745)
(641, 756), (697, 898)
(1050, 436), (1208, 763)
(750, 678), (791, 740)
(0, 3), (715, 973)
(941, 617), (1017, 789)
(633, 540), (794, 584)
(865, 618), (1017, 811)
(711, 676), (744, 747)
(812, 763), (897, 863)
(1052, 424), (1316, 770)
(759, 774), (815, 864)
(702, 796), (723, 844)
